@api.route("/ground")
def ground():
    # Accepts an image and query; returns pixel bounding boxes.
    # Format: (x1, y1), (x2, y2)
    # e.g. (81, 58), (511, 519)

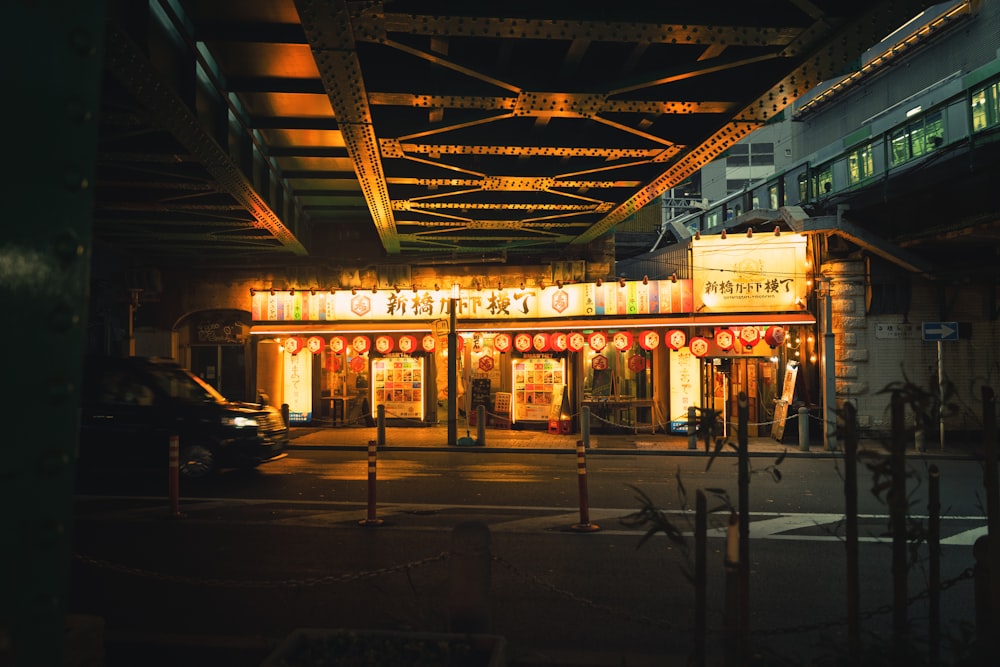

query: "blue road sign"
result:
(922, 321), (959, 341)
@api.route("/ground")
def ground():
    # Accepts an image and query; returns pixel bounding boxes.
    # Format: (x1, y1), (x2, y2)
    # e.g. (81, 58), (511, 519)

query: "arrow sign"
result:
(922, 321), (959, 341)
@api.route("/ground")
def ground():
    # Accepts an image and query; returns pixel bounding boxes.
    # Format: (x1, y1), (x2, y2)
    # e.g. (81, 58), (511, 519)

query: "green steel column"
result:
(0, 2), (105, 665)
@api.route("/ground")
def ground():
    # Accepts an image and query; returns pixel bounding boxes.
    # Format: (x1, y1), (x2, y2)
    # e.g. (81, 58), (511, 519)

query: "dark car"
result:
(78, 355), (288, 480)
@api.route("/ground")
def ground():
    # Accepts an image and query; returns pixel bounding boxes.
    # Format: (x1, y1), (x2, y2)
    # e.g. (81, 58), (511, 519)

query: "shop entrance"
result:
(702, 356), (780, 438)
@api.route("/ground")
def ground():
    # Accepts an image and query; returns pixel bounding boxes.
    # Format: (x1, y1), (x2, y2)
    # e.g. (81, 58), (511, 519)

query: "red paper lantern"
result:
(421, 334), (436, 352)
(514, 333), (533, 353)
(493, 332), (512, 352)
(532, 332), (550, 352)
(351, 335), (371, 354)
(306, 336), (325, 354)
(283, 337), (306, 355)
(689, 336), (710, 357)
(666, 329), (686, 351)
(329, 336), (348, 354)
(638, 330), (660, 351)
(628, 354), (647, 373)
(612, 330), (633, 352)
(549, 332), (568, 352)
(567, 331), (586, 352)
(588, 331), (607, 352)
(714, 329), (735, 351)
(738, 326), (761, 348)
(398, 335), (417, 354)
(374, 335), (394, 354)
(763, 326), (786, 348)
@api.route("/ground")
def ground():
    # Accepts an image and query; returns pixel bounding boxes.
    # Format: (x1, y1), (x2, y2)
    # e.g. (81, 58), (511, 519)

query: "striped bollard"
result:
(359, 439), (383, 526)
(571, 440), (600, 532)
(167, 435), (183, 519)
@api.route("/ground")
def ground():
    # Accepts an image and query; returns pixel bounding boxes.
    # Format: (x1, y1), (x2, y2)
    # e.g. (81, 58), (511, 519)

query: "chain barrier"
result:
(73, 551), (449, 589)
(491, 554), (690, 633)
(751, 566), (976, 638)
(75, 546), (976, 641)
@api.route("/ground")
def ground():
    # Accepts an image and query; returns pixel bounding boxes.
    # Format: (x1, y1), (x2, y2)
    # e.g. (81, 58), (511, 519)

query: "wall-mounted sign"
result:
(692, 234), (808, 313)
(628, 355), (647, 372)
(592, 354), (608, 370)
(251, 280), (694, 323)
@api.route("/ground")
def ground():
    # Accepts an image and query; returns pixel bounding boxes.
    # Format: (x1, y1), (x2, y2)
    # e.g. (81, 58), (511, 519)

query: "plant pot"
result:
(262, 628), (507, 667)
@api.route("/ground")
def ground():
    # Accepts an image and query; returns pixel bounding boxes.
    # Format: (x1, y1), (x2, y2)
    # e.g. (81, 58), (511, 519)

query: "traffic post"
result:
(359, 439), (383, 526)
(570, 440), (600, 532)
(922, 321), (959, 449)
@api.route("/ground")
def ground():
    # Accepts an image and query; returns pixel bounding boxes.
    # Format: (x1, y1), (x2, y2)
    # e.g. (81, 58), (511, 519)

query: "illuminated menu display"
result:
(372, 357), (424, 420)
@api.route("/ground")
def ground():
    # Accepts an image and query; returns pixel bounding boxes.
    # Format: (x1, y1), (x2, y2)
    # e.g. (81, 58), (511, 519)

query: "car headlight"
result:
(222, 416), (259, 428)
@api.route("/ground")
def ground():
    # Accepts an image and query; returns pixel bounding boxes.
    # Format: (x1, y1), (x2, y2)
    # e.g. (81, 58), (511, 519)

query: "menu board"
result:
(469, 377), (491, 426)
(512, 357), (565, 422)
(372, 356), (424, 420)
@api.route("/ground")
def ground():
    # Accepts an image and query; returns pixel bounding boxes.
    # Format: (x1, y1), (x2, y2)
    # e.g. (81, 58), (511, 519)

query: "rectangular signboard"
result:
(921, 321), (959, 341)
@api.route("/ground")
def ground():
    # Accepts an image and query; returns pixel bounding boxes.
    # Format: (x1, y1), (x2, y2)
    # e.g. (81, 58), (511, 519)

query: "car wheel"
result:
(179, 445), (216, 480)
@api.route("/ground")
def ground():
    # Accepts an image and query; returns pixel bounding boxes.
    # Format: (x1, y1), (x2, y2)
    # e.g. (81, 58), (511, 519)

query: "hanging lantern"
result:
(532, 332), (551, 351)
(588, 331), (607, 352)
(283, 337), (306, 355)
(567, 331), (586, 352)
(329, 335), (348, 354)
(351, 335), (371, 354)
(514, 333), (533, 352)
(612, 330), (633, 352)
(421, 333), (436, 352)
(638, 330), (660, 351)
(628, 354), (647, 373)
(665, 329), (686, 351)
(306, 336), (326, 354)
(549, 332), (568, 352)
(738, 326), (761, 348)
(714, 329), (735, 351)
(349, 355), (366, 373)
(397, 335), (418, 354)
(689, 336), (710, 357)
(374, 335), (394, 354)
(763, 326), (786, 348)
(494, 332), (512, 352)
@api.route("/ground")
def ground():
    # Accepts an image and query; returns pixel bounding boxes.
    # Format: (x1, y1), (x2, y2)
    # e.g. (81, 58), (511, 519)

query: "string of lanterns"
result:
(279, 325), (786, 358)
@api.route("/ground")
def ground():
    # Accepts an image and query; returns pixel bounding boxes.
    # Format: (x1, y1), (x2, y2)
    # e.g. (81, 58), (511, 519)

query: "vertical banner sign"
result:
(669, 346), (701, 432)
(283, 349), (312, 424)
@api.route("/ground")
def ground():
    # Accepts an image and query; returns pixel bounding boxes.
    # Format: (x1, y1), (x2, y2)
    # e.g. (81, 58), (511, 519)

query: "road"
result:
(70, 449), (990, 666)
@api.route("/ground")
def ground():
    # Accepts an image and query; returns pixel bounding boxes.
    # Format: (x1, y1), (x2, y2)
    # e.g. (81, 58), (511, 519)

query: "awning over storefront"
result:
(249, 311), (815, 336)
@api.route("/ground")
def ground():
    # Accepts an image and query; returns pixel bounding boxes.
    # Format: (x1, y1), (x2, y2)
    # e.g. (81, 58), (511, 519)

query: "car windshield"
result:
(147, 365), (227, 403)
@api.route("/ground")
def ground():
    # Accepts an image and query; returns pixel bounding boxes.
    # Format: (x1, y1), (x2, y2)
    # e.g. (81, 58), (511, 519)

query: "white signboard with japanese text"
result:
(692, 234), (808, 313)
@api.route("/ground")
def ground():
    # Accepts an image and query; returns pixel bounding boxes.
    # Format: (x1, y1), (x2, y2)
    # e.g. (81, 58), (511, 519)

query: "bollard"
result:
(377, 404), (386, 448)
(448, 521), (492, 633)
(798, 406), (809, 452)
(723, 511), (740, 666)
(359, 439), (383, 526)
(280, 402), (290, 427)
(688, 406), (697, 450)
(570, 440), (600, 532)
(477, 404), (486, 446)
(167, 435), (183, 519)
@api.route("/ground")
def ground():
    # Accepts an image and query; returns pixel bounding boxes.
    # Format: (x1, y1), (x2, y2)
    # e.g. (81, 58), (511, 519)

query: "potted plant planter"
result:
(262, 628), (507, 666)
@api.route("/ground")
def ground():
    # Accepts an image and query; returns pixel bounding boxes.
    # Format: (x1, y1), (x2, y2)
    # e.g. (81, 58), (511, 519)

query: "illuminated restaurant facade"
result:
(247, 232), (817, 437)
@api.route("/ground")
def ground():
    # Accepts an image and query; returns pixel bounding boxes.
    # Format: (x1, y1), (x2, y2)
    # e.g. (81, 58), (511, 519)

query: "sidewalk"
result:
(286, 422), (980, 458)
